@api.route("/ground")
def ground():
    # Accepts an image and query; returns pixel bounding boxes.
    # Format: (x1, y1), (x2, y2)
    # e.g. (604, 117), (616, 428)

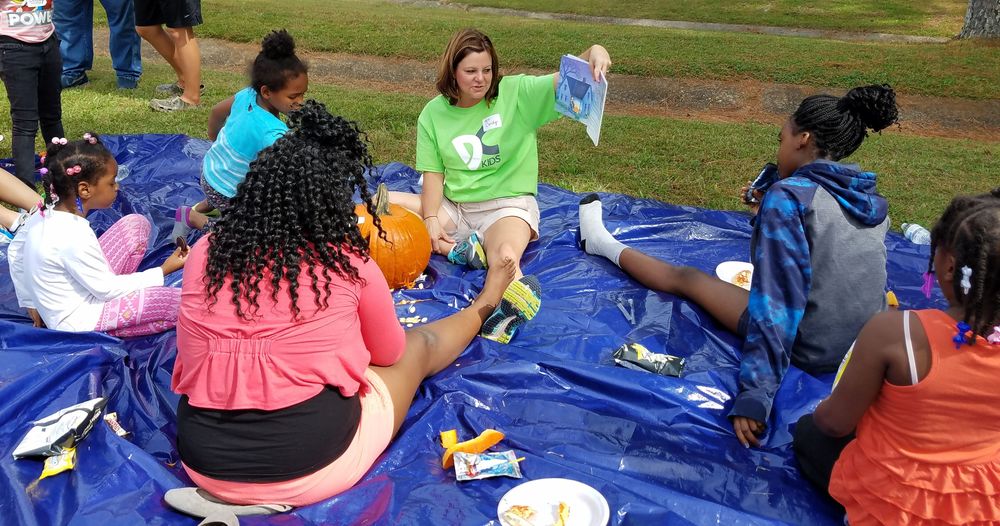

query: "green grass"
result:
(167, 0), (1000, 100)
(460, 0), (968, 37)
(2, 58), (995, 228)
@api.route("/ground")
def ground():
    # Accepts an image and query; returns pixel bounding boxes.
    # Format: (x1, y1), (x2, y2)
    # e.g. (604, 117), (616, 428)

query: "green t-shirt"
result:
(415, 74), (561, 202)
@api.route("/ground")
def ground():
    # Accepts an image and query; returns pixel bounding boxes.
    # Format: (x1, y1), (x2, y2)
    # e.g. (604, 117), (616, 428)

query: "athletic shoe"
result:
(154, 82), (206, 98)
(150, 95), (198, 112)
(480, 275), (542, 344)
(447, 231), (488, 269)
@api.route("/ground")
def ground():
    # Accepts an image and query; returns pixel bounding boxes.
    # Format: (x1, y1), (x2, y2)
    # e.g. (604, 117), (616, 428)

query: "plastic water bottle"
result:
(901, 223), (931, 245)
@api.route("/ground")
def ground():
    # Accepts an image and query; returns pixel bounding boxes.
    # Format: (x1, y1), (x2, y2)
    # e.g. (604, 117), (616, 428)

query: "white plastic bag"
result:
(12, 397), (107, 459)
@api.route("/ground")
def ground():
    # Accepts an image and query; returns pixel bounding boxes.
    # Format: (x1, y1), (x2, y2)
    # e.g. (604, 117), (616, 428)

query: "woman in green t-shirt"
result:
(391, 28), (610, 344)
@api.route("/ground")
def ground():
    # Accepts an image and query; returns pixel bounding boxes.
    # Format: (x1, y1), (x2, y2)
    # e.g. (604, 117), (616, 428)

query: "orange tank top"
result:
(829, 309), (1000, 525)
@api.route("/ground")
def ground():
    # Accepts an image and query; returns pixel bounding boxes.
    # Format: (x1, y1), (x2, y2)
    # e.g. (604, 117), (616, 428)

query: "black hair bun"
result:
(839, 84), (899, 133)
(261, 29), (296, 60)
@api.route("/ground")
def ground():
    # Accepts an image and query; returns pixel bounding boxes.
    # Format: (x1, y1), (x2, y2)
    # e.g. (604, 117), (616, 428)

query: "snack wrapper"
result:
(454, 450), (523, 481)
(13, 397), (107, 459)
(613, 343), (685, 377)
(39, 447), (77, 480)
(103, 412), (129, 437)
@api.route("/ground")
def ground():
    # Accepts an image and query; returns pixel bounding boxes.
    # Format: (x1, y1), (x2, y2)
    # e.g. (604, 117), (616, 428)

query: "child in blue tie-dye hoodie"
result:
(578, 84), (898, 448)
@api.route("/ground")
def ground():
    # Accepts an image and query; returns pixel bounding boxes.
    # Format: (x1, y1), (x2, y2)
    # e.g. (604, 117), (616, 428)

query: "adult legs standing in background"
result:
(0, 36), (65, 188)
(135, 0), (202, 112)
(53, 0), (143, 89)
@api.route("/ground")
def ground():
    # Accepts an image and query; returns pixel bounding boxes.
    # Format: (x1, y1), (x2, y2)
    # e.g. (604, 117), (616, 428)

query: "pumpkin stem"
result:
(373, 183), (390, 216)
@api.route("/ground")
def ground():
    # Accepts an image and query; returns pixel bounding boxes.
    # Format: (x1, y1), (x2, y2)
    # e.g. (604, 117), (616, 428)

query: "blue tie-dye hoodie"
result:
(730, 160), (889, 424)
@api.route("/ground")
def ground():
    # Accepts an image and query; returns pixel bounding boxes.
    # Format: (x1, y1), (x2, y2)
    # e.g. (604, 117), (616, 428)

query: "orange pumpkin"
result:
(355, 183), (432, 289)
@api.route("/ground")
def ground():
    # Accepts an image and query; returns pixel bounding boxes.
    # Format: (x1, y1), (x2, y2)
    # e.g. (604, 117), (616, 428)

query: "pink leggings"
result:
(94, 214), (181, 338)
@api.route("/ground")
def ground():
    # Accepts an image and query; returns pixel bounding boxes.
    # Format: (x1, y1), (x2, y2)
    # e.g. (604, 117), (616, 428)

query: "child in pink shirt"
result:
(171, 100), (515, 512)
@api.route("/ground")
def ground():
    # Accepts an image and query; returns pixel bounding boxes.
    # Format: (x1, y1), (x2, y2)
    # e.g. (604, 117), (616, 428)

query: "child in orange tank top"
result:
(793, 188), (1000, 525)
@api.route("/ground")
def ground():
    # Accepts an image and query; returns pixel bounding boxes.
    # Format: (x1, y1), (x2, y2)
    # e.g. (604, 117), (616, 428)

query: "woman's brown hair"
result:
(435, 28), (502, 106)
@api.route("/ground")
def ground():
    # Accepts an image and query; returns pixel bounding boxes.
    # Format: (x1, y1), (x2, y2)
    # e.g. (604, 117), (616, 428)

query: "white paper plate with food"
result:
(715, 261), (754, 291)
(498, 478), (609, 526)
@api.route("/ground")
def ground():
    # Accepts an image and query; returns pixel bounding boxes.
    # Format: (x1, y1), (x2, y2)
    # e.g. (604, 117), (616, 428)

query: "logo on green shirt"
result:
(451, 119), (501, 170)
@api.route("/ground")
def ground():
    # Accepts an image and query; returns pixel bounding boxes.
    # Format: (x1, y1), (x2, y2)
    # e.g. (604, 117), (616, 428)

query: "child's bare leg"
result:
(580, 193), (747, 333)
(187, 210), (209, 230)
(618, 249), (748, 333)
(0, 168), (40, 211)
(371, 257), (516, 435)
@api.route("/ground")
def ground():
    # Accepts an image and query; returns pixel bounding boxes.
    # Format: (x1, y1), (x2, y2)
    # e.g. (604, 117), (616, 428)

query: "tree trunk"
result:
(959, 0), (1000, 38)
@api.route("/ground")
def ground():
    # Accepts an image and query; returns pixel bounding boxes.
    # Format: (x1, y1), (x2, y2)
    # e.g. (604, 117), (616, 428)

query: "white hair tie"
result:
(960, 266), (973, 295)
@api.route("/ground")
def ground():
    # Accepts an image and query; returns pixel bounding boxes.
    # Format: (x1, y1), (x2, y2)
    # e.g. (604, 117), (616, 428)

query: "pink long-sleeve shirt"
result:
(172, 236), (406, 411)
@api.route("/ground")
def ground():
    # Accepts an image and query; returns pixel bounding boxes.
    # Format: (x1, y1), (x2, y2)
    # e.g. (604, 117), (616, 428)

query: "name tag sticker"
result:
(482, 114), (502, 132)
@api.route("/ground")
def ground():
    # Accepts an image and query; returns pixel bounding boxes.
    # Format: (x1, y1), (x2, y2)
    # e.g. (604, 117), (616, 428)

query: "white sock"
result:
(579, 194), (627, 266)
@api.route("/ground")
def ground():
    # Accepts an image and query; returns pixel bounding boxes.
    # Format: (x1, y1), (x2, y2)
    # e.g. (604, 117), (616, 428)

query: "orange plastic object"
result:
(441, 429), (505, 469)
(886, 290), (899, 308)
(440, 429), (458, 449)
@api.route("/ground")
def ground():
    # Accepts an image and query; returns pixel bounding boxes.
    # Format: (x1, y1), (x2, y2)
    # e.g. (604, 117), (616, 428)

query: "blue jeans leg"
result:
(53, 0), (94, 80)
(101, 0), (142, 83)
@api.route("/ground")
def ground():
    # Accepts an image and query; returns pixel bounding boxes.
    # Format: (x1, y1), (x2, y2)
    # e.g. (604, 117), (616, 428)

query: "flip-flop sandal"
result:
(480, 275), (541, 344)
(165, 487), (292, 519)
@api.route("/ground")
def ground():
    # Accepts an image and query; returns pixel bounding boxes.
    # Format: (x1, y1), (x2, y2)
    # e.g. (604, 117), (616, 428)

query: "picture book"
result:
(555, 54), (608, 146)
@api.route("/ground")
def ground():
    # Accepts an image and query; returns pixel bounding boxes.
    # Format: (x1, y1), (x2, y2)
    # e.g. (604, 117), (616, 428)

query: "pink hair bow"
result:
(988, 326), (1000, 345)
(66, 165), (82, 176)
(50, 137), (68, 145)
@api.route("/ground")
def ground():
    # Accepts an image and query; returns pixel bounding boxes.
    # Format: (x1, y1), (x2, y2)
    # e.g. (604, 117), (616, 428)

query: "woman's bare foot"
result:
(472, 256), (516, 316)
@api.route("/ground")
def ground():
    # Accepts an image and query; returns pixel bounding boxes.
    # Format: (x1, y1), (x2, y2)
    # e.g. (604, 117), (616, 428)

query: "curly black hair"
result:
(251, 29), (308, 94)
(204, 100), (384, 320)
(791, 84), (899, 161)
(929, 188), (1000, 342)
(41, 134), (115, 206)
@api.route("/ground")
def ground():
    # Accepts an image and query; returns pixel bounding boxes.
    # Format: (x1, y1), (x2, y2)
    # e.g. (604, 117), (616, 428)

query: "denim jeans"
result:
(0, 36), (64, 187)
(52, 0), (142, 83)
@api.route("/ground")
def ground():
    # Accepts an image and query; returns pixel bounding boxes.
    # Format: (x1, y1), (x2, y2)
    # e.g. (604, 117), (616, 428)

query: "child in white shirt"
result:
(7, 134), (188, 336)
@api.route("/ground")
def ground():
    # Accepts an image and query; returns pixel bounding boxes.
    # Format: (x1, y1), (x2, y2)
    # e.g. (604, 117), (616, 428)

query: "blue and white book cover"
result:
(555, 54), (608, 146)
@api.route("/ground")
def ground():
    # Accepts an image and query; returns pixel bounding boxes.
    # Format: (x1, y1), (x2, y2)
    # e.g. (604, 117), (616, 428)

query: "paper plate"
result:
(497, 478), (610, 526)
(715, 261), (754, 291)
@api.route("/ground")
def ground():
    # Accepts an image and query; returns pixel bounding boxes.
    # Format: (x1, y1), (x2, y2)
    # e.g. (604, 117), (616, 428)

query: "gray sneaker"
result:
(154, 82), (206, 98)
(150, 95), (198, 112)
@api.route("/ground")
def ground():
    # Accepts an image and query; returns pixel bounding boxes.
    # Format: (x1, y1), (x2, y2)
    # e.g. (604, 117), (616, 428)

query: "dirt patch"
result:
(95, 31), (1000, 143)
(393, 0), (953, 44)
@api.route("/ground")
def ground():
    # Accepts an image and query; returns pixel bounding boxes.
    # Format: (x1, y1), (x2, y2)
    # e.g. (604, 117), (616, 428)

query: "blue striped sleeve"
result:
(729, 179), (815, 423)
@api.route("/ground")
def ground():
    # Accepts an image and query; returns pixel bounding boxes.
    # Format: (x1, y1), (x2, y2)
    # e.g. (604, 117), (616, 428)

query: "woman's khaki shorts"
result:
(441, 196), (540, 242)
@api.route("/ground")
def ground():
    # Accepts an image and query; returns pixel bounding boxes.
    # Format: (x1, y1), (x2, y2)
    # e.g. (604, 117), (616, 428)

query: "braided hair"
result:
(791, 84), (899, 161)
(41, 135), (114, 207)
(251, 29), (308, 94)
(930, 188), (1000, 342)
(204, 100), (384, 320)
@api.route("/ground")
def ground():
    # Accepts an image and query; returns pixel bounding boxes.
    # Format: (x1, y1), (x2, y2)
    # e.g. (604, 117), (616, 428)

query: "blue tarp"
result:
(0, 135), (943, 525)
